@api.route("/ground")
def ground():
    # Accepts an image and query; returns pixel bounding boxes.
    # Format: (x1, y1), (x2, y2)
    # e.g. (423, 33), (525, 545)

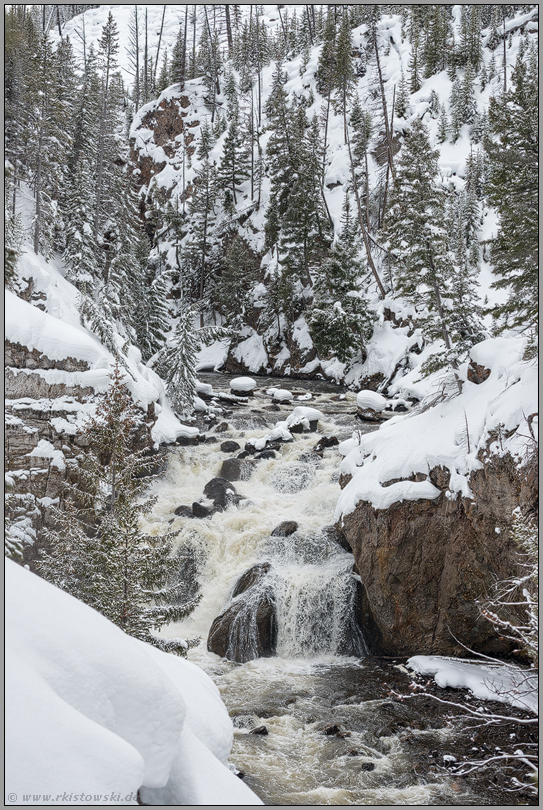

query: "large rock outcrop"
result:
(339, 454), (537, 657)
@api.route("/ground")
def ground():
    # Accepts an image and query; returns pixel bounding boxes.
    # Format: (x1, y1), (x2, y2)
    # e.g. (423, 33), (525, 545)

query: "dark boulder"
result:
(220, 457), (255, 482)
(271, 520), (298, 537)
(256, 449), (276, 460)
(220, 440), (241, 453)
(249, 726), (268, 736)
(203, 476), (237, 508)
(207, 587), (277, 663)
(314, 435), (339, 453)
(174, 505), (194, 518)
(205, 436), (219, 444)
(237, 450), (251, 459)
(232, 562), (272, 598)
(192, 501), (215, 518)
(214, 421), (230, 433)
(176, 435), (199, 446)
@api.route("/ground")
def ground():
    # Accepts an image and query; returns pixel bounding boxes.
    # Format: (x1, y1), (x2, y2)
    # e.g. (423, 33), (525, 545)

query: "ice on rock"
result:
(5, 560), (262, 806)
(356, 391), (387, 412)
(230, 377), (257, 393)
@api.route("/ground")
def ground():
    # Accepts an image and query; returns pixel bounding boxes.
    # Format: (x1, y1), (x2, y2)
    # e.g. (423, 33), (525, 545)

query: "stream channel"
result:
(142, 373), (531, 806)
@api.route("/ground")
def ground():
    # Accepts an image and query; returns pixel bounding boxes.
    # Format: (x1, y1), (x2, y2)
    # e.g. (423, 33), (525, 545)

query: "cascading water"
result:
(140, 375), (517, 807)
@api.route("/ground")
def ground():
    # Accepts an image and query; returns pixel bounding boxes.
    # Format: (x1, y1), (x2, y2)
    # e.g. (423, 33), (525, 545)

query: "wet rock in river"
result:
(271, 521), (298, 537)
(192, 501), (215, 518)
(214, 421), (230, 432)
(220, 440), (241, 453)
(237, 450), (251, 459)
(232, 562), (272, 597)
(208, 562), (277, 662)
(203, 476), (238, 508)
(207, 586), (277, 663)
(174, 504), (194, 518)
(249, 726), (269, 736)
(322, 524), (352, 553)
(314, 435), (339, 453)
(256, 449), (276, 460)
(220, 457), (255, 482)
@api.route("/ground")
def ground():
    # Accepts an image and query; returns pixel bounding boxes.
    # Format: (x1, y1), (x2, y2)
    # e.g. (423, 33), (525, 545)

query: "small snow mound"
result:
(230, 377), (257, 393)
(272, 389), (293, 402)
(356, 391), (387, 412)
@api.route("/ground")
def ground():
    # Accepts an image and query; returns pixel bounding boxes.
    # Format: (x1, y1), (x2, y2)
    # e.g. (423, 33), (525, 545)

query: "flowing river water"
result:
(141, 374), (531, 806)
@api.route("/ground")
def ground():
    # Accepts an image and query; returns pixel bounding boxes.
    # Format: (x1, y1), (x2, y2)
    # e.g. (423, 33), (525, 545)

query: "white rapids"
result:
(140, 376), (494, 806)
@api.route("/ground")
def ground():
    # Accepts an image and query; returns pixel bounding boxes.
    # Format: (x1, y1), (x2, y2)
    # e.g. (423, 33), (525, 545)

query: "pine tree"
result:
(332, 11), (355, 143)
(383, 119), (475, 386)
(214, 233), (259, 327)
(156, 307), (225, 416)
(37, 363), (198, 655)
(485, 47), (538, 330)
(308, 193), (372, 364)
(394, 71), (410, 119)
(218, 110), (250, 211)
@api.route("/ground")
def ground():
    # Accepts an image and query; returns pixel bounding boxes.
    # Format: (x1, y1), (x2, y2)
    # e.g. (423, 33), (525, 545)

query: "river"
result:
(141, 374), (534, 806)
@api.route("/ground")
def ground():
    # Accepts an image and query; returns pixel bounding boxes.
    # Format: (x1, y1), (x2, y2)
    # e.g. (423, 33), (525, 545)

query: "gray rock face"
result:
(207, 562), (277, 663)
(192, 501), (215, 518)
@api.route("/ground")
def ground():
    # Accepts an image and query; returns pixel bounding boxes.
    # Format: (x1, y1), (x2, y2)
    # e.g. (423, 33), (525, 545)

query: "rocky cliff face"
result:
(340, 454), (537, 657)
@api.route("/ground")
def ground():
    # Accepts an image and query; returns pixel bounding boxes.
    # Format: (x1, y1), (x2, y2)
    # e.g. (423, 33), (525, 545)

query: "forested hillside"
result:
(5, 4), (538, 399)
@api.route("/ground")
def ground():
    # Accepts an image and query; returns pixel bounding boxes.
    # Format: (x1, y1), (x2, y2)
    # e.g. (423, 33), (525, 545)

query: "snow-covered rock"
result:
(284, 406), (324, 431)
(5, 560), (262, 806)
(272, 389), (293, 402)
(356, 390), (387, 412)
(229, 377), (257, 394)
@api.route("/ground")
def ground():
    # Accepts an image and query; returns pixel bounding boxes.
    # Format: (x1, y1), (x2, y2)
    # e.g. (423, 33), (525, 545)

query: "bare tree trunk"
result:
(380, 86), (395, 226)
(144, 8), (148, 103)
(192, 5), (197, 79)
(133, 6), (140, 110)
(224, 5), (233, 55)
(502, 9), (507, 94)
(346, 126), (386, 299)
(179, 5), (188, 89)
(56, 5), (62, 37)
(374, 38), (395, 181)
(154, 5), (167, 83)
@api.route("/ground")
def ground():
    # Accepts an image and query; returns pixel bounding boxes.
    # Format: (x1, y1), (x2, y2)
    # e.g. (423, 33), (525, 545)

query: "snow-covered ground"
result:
(5, 559), (262, 806)
(408, 655), (538, 715)
(336, 335), (537, 516)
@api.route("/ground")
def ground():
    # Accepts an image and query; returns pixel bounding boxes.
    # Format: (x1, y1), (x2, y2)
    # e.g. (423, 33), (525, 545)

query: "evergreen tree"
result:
(218, 110), (250, 211)
(156, 307), (225, 416)
(37, 363), (198, 655)
(383, 119), (477, 386)
(214, 233), (259, 327)
(332, 11), (355, 143)
(308, 193), (372, 363)
(394, 71), (410, 119)
(485, 47), (538, 330)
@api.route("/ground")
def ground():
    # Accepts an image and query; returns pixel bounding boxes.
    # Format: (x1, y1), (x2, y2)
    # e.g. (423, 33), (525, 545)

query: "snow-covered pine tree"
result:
(214, 233), (259, 328)
(383, 118), (475, 388)
(485, 44), (538, 330)
(37, 362), (198, 655)
(155, 306), (224, 416)
(308, 192), (372, 364)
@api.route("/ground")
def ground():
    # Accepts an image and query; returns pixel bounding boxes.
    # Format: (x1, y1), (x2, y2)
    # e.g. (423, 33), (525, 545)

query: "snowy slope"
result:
(8, 246), (197, 446)
(5, 559), (262, 806)
(336, 336), (537, 517)
(125, 5), (537, 385)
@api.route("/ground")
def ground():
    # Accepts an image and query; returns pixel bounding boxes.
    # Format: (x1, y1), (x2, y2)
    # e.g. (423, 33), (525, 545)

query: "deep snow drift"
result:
(5, 559), (262, 806)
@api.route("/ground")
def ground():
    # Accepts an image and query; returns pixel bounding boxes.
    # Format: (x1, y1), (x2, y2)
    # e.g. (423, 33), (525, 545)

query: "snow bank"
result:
(336, 336), (537, 517)
(407, 655), (538, 714)
(5, 560), (262, 806)
(356, 390), (387, 412)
